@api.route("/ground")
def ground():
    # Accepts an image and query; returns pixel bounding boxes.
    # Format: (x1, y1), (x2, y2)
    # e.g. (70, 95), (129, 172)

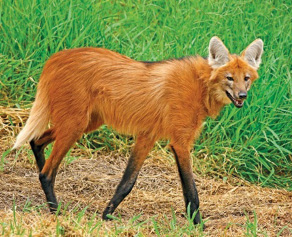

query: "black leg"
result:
(102, 154), (142, 220)
(39, 172), (58, 212)
(102, 135), (155, 220)
(30, 140), (46, 172)
(30, 131), (58, 212)
(171, 146), (201, 225)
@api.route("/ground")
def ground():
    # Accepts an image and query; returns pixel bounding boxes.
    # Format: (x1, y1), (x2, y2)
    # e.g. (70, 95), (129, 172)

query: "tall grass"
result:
(0, 0), (291, 189)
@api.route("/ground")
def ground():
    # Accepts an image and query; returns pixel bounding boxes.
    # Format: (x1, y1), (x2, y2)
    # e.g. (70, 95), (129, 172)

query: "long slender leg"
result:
(102, 134), (156, 220)
(39, 122), (87, 212)
(171, 145), (202, 225)
(30, 129), (55, 172)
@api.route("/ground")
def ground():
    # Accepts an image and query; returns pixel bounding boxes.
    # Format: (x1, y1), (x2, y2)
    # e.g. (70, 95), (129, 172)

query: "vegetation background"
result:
(0, 0), (291, 235)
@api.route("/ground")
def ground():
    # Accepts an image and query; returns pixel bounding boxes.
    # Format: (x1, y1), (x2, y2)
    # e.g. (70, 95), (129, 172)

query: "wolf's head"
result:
(208, 36), (263, 108)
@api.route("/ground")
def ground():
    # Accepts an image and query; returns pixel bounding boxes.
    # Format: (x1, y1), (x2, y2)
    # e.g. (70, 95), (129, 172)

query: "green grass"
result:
(0, 199), (280, 236)
(2, 200), (206, 236)
(0, 0), (291, 191)
(2, 200), (291, 236)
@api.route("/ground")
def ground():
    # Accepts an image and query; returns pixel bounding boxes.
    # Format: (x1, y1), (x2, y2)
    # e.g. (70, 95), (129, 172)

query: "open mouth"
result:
(225, 91), (244, 108)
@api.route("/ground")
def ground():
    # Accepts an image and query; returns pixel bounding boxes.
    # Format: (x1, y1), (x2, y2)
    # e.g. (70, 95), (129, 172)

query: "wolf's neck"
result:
(204, 89), (226, 118)
(194, 61), (226, 118)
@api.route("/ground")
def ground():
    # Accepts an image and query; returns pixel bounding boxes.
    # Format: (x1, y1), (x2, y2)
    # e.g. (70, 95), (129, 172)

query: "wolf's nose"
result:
(238, 92), (247, 99)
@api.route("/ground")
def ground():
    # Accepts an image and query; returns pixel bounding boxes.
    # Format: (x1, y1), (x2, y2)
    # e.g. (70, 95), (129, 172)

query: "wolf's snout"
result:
(238, 91), (247, 99)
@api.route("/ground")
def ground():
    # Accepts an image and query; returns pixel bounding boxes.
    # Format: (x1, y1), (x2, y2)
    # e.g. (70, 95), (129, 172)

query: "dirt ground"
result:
(1, 106), (292, 236)
(1, 147), (292, 236)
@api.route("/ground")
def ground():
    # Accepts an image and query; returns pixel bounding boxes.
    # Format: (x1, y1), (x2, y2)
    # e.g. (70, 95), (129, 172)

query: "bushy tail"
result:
(13, 85), (50, 149)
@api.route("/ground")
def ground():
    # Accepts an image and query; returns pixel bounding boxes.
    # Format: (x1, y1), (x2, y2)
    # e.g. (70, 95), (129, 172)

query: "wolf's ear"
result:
(208, 36), (230, 69)
(242, 39), (263, 69)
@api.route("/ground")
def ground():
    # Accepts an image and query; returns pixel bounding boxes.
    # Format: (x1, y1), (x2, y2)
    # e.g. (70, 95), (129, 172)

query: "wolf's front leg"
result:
(171, 144), (201, 225)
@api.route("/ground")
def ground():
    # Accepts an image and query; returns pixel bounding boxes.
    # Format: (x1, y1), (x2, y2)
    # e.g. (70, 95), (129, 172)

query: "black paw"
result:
(102, 205), (114, 220)
(39, 173), (58, 212)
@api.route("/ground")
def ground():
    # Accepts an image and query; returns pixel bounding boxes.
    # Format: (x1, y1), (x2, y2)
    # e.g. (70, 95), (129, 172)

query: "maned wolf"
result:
(13, 36), (263, 224)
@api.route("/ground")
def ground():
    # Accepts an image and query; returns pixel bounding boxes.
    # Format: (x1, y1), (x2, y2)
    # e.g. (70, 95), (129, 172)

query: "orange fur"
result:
(13, 37), (263, 223)
(15, 47), (260, 173)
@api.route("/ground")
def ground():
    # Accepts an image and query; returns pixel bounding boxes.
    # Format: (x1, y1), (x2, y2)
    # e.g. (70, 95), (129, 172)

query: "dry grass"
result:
(1, 106), (292, 236)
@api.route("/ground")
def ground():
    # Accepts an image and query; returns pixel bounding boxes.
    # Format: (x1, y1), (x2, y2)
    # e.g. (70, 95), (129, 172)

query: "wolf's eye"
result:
(244, 76), (250, 81)
(227, 76), (234, 81)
